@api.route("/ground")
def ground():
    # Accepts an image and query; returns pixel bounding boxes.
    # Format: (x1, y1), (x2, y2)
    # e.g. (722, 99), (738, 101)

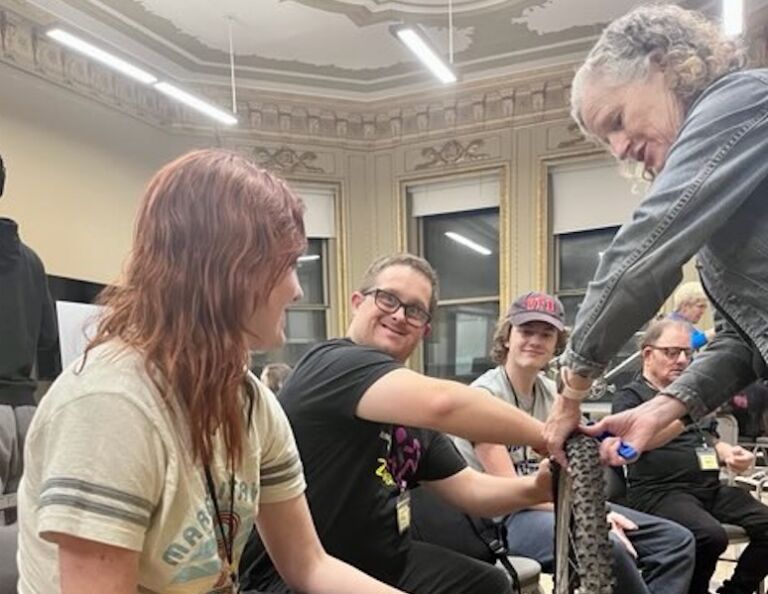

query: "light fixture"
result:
(723, 0), (744, 36)
(154, 82), (238, 126)
(445, 231), (491, 256)
(298, 254), (321, 263)
(391, 25), (457, 84)
(47, 28), (158, 85)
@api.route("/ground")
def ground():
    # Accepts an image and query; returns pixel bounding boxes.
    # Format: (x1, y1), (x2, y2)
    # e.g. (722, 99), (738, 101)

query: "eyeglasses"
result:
(648, 346), (693, 360)
(363, 289), (432, 328)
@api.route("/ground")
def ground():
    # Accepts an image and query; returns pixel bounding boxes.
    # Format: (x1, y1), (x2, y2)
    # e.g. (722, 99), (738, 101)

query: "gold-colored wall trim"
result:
(286, 177), (349, 336)
(396, 161), (510, 371)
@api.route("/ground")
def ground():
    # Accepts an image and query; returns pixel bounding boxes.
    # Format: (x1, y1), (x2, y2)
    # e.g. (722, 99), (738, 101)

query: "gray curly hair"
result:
(571, 4), (746, 132)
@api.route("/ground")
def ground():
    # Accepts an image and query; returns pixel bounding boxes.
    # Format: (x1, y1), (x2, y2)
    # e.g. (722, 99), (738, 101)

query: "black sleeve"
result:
(611, 386), (644, 415)
(280, 339), (402, 420)
(414, 431), (467, 484)
(37, 269), (58, 351)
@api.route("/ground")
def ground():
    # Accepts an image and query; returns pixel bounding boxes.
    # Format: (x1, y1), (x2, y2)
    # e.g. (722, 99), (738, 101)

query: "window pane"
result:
(250, 309), (327, 369)
(285, 309), (326, 342)
(558, 294), (584, 327)
(424, 302), (499, 382)
(297, 239), (325, 305)
(423, 210), (499, 300)
(557, 227), (619, 291)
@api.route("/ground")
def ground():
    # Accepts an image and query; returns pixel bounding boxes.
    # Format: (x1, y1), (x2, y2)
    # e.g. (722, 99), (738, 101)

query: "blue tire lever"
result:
(587, 421), (640, 462)
(592, 428), (639, 461)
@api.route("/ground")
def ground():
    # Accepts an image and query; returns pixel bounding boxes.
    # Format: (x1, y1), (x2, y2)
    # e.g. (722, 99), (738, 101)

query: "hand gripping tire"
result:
(552, 433), (614, 594)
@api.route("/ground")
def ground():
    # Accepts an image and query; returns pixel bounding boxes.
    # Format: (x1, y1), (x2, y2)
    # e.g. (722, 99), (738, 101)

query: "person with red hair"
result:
(16, 149), (406, 594)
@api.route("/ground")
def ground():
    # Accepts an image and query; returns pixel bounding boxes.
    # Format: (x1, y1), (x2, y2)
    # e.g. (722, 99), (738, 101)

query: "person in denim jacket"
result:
(542, 4), (768, 465)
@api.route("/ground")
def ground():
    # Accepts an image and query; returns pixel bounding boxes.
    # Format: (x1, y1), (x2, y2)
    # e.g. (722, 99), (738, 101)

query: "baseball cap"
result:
(507, 292), (565, 331)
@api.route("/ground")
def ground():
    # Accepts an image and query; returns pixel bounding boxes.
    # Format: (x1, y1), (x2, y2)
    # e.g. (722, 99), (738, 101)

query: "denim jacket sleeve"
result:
(561, 71), (768, 379)
(663, 313), (757, 419)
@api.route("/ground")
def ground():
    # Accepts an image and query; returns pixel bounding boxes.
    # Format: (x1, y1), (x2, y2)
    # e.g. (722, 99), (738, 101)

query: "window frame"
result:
(399, 165), (508, 378)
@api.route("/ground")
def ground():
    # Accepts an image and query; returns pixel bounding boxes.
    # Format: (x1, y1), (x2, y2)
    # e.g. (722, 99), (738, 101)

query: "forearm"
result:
(655, 419), (685, 446)
(633, 395), (688, 450)
(442, 383), (545, 450)
(714, 441), (732, 459)
(299, 554), (404, 594)
(258, 496), (405, 594)
(456, 474), (550, 517)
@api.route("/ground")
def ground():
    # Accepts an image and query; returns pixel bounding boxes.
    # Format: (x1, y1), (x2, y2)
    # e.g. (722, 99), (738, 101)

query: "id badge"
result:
(396, 491), (411, 534)
(696, 446), (719, 471)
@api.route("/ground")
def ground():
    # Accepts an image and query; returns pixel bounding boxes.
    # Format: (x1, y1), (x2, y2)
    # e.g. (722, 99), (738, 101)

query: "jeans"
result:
(505, 503), (694, 594)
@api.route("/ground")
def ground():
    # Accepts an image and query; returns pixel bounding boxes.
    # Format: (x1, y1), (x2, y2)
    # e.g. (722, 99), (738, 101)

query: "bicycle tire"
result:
(553, 433), (614, 594)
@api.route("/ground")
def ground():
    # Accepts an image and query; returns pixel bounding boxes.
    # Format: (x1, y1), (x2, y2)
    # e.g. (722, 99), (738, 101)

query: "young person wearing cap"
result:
(240, 254), (554, 594)
(453, 293), (695, 594)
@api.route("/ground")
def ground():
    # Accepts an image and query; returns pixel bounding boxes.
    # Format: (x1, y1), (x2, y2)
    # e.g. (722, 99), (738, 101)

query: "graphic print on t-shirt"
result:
(380, 426), (422, 489)
(161, 478), (256, 585)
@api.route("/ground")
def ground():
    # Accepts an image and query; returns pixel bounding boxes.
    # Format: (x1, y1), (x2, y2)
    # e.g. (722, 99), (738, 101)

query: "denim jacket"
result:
(562, 69), (768, 421)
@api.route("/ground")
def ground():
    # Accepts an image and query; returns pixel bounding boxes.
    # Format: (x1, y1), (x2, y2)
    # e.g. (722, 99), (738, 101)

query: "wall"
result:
(0, 52), (715, 328)
(0, 62), (212, 284)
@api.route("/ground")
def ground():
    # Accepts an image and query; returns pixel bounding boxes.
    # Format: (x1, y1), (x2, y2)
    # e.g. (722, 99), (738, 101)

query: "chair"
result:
(716, 413), (740, 447)
(0, 523), (17, 594)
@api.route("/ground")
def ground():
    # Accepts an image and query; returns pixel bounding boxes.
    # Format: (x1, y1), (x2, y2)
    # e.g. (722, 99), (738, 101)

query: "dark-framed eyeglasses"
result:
(363, 288), (432, 328)
(648, 345), (693, 360)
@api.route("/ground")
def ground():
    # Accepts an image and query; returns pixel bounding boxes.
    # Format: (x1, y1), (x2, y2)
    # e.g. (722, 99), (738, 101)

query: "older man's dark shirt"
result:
(612, 376), (720, 512)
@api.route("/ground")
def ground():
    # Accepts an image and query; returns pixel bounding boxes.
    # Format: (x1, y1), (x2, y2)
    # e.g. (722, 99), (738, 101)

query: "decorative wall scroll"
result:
(414, 139), (490, 170)
(252, 146), (325, 174)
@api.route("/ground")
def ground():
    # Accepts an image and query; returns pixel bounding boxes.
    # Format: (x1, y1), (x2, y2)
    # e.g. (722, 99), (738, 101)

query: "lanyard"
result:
(204, 467), (237, 586)
(202, 382), (256, 592)
(502, 370), (534, 467)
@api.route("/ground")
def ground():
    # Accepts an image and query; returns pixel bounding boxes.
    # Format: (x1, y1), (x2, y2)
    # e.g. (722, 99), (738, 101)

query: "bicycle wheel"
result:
(553, 433), (614, 594)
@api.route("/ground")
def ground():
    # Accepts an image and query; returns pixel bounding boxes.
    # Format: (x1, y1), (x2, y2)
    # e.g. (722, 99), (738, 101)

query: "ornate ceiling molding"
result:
(0, 3), (579, 145)
(5, 2), (767, 149)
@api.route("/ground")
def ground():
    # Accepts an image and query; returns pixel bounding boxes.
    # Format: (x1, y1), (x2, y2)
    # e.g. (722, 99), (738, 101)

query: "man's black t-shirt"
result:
(612, 377), (721, 511)
(240, 338), (467, 587)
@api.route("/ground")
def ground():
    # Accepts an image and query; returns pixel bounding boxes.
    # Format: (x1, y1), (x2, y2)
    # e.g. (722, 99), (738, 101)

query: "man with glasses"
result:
(240, 253), (552, 594)
(613, 318), (768, 594)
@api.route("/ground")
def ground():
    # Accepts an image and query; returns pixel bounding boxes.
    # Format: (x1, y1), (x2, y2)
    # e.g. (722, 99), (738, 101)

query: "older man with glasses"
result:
(239, 253), (555, 594)
(612, 318), (768, 594)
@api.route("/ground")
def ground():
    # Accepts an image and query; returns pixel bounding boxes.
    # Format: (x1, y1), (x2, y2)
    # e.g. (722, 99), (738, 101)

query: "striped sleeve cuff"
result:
(37, 477), (153, 550)
(259, 453), (305, 503)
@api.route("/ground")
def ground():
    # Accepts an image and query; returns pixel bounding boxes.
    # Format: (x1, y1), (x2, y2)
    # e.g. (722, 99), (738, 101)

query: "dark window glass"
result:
(423, 302), (500, 383)
(423, 209), (500, 300)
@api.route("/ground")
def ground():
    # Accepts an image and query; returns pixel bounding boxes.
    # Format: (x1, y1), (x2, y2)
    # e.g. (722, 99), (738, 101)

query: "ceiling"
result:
(18, 0), (745, 100)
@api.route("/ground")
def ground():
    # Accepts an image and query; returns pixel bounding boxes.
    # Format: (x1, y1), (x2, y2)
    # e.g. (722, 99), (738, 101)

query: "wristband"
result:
(558, 368), (591, 401)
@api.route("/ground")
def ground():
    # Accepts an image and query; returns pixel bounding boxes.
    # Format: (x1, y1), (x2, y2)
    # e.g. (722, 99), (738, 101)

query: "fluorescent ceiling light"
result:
(46, 29), (157, 85)
(723, 0), (743, 36)
(298, 254), (321, 262)
(445, 231), (491, 256)
(392, 26), (457, 84)
(154, 82), (238, 126)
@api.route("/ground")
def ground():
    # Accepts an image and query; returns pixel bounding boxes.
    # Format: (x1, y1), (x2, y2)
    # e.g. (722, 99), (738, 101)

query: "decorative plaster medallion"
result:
(415, 139), (490, 169)
(252, 147), (325, 174)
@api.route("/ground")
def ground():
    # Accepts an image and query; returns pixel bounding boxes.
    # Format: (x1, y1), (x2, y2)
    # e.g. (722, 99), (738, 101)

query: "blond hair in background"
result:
(673, 281), (706, 311)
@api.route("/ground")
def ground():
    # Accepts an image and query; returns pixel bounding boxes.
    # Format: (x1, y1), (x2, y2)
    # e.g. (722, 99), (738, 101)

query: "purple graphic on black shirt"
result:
(387, 426), (422, 488)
